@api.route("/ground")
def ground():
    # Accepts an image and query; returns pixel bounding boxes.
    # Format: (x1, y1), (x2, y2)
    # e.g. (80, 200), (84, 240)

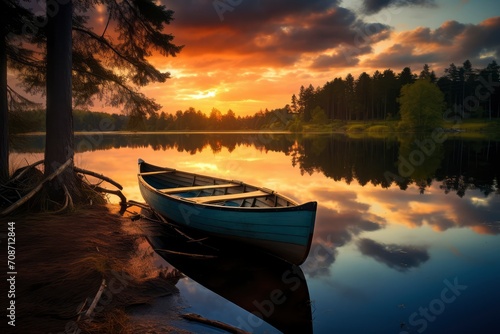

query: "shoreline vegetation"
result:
(12, 118), (500, 138)
(8, 61), (499, 139)
(9, 204), (185, 334)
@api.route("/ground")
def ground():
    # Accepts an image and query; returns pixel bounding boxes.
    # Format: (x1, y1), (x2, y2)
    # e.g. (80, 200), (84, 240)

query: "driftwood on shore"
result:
(154, 248), (218, 259)
(181, 313), (251, 334)
(84, 278), (107, 320)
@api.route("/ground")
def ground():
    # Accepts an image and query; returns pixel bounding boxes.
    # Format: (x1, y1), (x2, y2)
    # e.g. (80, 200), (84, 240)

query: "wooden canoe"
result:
(137, 159), (317, 265)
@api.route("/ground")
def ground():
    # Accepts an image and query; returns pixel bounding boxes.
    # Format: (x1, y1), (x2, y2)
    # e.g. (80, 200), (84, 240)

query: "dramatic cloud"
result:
(364, 17), (500, 71)
(362, 0), (437, 15)
(131, 0), (396, 115)
(357, 238), (430, 272)
(361, 184), (500, 235)
(166, 1), (391, 65)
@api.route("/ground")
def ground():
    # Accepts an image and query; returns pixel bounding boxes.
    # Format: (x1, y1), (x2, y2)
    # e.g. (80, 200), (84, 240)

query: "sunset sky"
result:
(71, 0), (500, 116)
(9, 3), (496, 234)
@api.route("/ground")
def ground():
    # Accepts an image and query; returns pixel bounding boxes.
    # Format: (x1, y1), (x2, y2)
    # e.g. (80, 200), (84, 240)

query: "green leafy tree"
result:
(398, 79), (445, 131)
(311, 106), (328, 124)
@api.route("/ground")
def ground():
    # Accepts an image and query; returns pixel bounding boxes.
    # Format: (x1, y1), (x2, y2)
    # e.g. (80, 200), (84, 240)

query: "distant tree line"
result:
(9, 107), (293, 133)
(10, 110), (128, 133)
(9, 59), (499, 135)
(291, 60), (500, 122)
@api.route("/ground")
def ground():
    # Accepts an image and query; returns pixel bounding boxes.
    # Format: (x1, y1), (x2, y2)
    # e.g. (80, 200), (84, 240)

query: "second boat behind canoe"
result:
(137, 159), (317, 265)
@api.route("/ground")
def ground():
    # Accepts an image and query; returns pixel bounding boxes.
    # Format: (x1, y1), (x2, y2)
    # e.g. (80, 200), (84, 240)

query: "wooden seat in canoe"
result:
(159, 183), (240, 194)
(188, 190), (269, 204)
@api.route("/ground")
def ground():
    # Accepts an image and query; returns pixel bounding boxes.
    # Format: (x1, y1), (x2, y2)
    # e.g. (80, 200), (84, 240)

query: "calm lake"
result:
(12, 132), (500, 333)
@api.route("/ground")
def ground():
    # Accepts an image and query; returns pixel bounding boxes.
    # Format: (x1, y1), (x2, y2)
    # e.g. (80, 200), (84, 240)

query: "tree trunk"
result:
(0, 33), (8, 182)
(44, 1), (74, 191)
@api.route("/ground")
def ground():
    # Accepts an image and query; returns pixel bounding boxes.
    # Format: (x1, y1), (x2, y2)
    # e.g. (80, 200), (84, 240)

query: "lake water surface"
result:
(12, 132), (500, 333)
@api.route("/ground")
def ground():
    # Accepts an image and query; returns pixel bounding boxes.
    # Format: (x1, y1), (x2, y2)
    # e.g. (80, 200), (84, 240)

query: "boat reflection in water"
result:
(139, 218), (313, 334)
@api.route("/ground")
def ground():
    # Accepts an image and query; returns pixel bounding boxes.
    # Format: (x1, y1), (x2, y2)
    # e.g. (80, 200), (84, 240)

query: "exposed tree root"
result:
(1, 158), (73, 216)
(0, 159), (127, 216)
(74, 166), (123, 190)
(90, 185), (127, 207)
(10, 159), (44, 183)
(53, 184), (74, 214)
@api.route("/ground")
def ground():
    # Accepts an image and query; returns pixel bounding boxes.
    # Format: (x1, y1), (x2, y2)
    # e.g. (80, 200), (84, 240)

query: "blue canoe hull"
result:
(138, 160), (317, 265)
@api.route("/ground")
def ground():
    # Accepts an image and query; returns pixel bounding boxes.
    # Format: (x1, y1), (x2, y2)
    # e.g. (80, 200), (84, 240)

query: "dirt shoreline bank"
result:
(1, 204), (186, 334)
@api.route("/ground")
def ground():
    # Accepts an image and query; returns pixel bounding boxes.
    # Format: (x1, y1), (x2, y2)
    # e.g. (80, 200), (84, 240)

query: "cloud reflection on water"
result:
(356, 238), (430, 272)
(302, 188), (386, 277)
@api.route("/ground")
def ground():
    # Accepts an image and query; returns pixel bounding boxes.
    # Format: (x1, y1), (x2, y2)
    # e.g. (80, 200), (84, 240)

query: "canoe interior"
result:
(139, 162), (298, 208)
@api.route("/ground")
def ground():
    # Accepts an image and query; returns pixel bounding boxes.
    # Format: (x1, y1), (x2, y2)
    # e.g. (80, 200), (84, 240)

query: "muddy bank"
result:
(1, 205), (182, 334)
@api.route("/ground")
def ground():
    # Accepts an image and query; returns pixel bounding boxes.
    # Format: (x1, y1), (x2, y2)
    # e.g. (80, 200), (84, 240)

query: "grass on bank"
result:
(300, 118), (499, 138)
(9, 204), (182, 334)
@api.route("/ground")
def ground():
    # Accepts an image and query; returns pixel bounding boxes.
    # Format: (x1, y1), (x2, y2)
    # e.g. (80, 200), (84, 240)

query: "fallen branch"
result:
(181, 313), (251, 334)
(74, 166), (123, 190)
(1, 158), (73, 216)
(155, 249), (217, 259)
(84, 278), (107, 320)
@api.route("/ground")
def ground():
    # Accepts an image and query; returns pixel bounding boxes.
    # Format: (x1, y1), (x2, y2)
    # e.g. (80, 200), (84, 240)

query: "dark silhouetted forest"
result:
(9, 60), (499, 134)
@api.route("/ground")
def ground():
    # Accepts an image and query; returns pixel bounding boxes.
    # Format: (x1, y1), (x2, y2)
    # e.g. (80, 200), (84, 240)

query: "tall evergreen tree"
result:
(291, 93), (298, 113)
(419, 64), (436, 82)
(44, 0), (74, 192)
(345, 74), (355, 121)
(10, 0), (182, 200)
(355, 72), (372, 120)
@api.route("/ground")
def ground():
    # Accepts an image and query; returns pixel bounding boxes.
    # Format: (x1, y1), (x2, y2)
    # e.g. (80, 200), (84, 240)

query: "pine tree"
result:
(6, 0), (182, 202)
